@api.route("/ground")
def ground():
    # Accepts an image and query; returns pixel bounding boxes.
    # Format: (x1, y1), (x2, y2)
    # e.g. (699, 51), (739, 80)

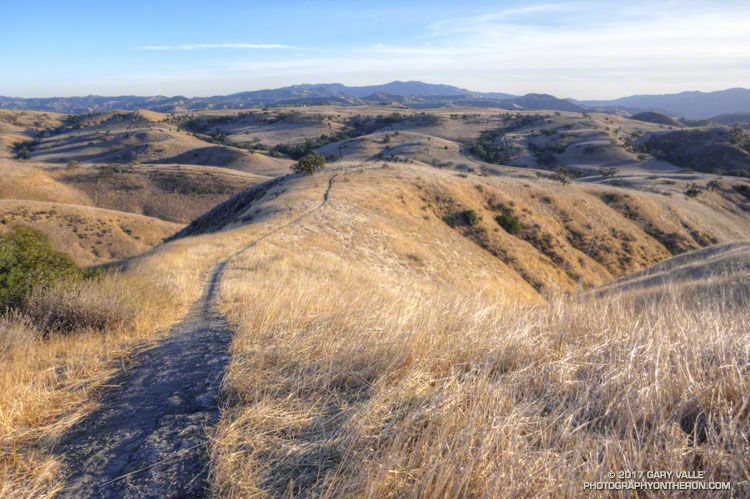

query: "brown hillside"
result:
(0, 159), (265, 224)
(175, 162), (750, 294)
(0, 199), (182, 265)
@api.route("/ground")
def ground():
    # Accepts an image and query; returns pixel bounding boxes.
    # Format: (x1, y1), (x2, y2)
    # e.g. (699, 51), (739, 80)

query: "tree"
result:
(292, 152), (326, 175)
(551, 166), (572, 185)
(685, 183), (701, 198)
(600, 167), (619, 178)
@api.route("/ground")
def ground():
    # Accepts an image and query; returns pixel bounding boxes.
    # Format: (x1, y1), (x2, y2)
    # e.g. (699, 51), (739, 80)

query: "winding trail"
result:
(55, 174), (338, 498)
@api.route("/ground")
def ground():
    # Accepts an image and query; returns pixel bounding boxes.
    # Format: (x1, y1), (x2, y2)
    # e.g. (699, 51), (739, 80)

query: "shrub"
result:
(495, 214), (522, 234)
(461, 209), (480, 226)
(734, 183), (750, 199)
(25, 273), (139, 334)
(0, 311), (38, 353)
(0, 226), (78, 310)
(685, 183), (701, 197)
(292, 152), (326, 175)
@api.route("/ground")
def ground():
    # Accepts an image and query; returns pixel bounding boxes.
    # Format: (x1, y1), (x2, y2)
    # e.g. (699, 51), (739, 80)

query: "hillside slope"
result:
(595, 241), (750, 301)
(148, 162), (750, 496)
(0, 199), (182, 265)
(174, 162), (750, 294)
(7, 156), (749, 496)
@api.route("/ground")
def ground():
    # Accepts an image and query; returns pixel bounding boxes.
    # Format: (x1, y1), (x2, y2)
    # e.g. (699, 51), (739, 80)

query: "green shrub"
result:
(0, 226), (79, 310)
(685, 183), (701, 198)
(495, 214), (522, 234)
(461, 209), (480, 226)
(292, 152), (326, 175)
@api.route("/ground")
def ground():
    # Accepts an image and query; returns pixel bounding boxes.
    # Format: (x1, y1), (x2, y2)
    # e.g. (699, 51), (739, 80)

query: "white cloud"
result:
(108, 2), (750, 98)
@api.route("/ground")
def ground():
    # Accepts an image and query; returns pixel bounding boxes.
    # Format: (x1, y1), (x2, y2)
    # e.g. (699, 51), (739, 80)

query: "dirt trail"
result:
(54, 173), (337, 498)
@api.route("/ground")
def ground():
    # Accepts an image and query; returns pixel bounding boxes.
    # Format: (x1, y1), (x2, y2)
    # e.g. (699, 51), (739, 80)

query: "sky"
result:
(1, 0), (748, 99)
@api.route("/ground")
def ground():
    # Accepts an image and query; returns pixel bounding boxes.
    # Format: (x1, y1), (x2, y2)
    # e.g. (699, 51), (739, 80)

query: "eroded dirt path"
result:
(54, 174), (337, 498)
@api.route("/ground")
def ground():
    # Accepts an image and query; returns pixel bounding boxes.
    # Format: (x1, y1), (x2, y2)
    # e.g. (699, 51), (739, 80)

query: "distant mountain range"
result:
(0, 81), (518, 114)
(576, 88), (750, 119)
(1, 81), (748, 119)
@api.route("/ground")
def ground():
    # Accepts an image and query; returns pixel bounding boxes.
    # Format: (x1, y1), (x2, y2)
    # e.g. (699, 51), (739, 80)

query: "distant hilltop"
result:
(1, 81), (749, 118)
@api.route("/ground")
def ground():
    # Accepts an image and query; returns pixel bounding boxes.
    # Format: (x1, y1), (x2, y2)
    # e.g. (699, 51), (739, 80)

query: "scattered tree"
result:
(685, 183), (701, 197)
(292, 152), (326, 175)
(551, 166), (572, 185)
(600, 167), (619, 178)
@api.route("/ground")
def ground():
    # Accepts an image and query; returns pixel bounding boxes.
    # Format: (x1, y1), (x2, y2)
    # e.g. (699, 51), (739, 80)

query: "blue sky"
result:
(1, 0), (748, 99)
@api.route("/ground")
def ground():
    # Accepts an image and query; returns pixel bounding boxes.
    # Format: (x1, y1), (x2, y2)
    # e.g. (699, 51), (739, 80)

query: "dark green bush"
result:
(685, 183), (701, 197)
(0, 226), (78, 310)
(461, 209), (480, 226)
(292, 152), (326, 175)
(495, 214), (522, 234)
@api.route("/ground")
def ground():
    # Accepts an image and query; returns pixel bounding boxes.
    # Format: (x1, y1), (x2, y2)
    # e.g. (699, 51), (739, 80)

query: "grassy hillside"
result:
(637, 126), (750, 175)
(169, 165), (748, 496)
(2, 103), (750, 496)
(0, 160), (264, 223)
(0, 200), (182, 265)
(176, 163), (750, 293)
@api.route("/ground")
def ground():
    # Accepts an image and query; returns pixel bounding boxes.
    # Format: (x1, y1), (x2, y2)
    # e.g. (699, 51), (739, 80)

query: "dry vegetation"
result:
(0, 199), (183, 266)
(212, 241), (750, 497)
(2, 100), (750, 497)
(0, 218), (264, 496)
(0, 272), (188, 497)
(194, 168), (750, 497)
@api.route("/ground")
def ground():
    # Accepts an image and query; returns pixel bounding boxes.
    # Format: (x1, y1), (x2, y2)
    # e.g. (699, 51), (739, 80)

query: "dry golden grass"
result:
(0, 199), (183, 266)
(2, 155), (747, 497)
(0, 271), (188, 497)
(211, 242), (750, 497)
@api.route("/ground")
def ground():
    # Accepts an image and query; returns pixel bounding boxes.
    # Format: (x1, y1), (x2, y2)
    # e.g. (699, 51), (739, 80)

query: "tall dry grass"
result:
(0, 222), (287, 498)
(212, 250), (750, 497)
(0, 272), (183, 498)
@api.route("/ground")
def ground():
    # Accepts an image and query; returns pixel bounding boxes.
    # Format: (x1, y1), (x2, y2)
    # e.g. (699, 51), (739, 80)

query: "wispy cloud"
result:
(102, 2), (750, 98)
(136, 43), (299, 50)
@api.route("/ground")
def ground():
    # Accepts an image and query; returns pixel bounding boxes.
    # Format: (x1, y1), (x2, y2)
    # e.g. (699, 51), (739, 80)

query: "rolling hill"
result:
(4, 99), (750, 497)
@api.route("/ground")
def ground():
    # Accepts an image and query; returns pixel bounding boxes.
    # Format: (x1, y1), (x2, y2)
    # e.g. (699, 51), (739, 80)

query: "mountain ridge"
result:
(578, 87), (750, 119)
(2, 83), (749, 118)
